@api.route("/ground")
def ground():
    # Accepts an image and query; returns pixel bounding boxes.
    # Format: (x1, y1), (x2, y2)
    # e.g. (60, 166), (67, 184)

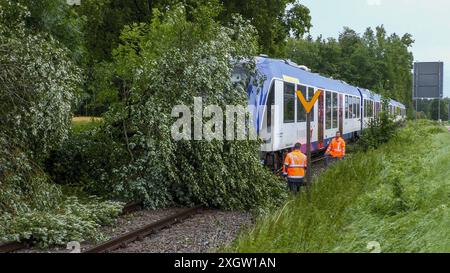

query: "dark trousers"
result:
(325, 155), (344, 167)
(287, 178), (305, 193)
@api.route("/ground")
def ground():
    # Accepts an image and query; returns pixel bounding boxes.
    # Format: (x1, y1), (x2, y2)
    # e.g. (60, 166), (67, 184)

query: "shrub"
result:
(0, 1), (81, 214)
(355, 110), (398, 152)
(0, 2), (123, 247)
(0, 197), (123, 248)
(45, 124), (127, 198)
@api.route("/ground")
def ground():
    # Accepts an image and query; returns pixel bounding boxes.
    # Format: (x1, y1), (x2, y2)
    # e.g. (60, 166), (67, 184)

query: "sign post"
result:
(306, 112), (312, 188)
(296, 89), (322, 190)
(413, 62), (444, 121)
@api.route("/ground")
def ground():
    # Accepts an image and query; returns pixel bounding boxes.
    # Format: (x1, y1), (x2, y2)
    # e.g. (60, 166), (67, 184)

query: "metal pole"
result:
(438, 99), (441, 121)
(415, 99), (418, 120)
(306, 112), (312, 190)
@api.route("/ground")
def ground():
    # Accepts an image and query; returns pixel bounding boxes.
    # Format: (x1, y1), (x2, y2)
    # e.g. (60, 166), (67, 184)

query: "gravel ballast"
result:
(113, 209), (253, 253)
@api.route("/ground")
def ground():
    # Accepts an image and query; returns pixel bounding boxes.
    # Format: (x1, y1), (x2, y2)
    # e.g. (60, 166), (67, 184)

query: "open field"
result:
(231, 121), (450, 253)
(72, 116), (103, 133)
(72, 116), (103, 124)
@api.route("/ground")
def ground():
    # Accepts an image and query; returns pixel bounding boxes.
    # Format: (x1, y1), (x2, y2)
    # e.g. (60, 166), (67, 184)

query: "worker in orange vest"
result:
(282, 141), (307, 193)
(325, 131), (346, 166)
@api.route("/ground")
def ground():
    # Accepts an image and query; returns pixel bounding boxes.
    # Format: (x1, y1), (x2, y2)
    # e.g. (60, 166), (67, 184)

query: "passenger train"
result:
(239, 56), (406, 170)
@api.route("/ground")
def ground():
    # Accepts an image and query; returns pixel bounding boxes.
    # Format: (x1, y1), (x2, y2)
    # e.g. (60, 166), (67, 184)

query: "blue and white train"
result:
(239, 56), (406, 169)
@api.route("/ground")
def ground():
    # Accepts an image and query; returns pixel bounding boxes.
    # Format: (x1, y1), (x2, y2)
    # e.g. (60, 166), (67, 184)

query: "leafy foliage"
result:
(74, 0), (312, 115)
(355, 108), (399, 152)
(45, 124), (126, 198)
(0, 1), (81, 213)
(95, 4), (287, 210)
(0, 197), (123, 248)
(220, 0), (311, 55)
(0, 1), (122, 247)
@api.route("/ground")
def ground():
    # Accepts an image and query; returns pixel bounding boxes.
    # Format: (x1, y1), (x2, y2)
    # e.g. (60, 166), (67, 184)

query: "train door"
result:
(280, 81), (298, 150)
(270, 79), (284, 152)
(318, 90), (325, 149)
(308, 87), (318, 147)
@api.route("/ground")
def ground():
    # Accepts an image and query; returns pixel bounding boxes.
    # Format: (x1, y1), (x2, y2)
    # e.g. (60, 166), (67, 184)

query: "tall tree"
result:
(220, 0), (311, 55)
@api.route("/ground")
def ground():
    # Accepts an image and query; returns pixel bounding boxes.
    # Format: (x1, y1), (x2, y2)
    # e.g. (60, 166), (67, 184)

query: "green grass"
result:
(230, 120), (450, 253)
(72, 116), (103, 133)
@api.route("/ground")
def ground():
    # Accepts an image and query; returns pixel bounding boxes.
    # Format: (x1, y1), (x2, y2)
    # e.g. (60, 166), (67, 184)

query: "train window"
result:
(283, 82), (295, 123)
(356, 98), (360, 119)
(308, 87), (315, 122)
(363, 99), (367, 118)
(326, 91), (332, 129)
(345, 96), (349, 119)
(297, 85), (307, 122)
(354, 97), (358, 119)
(350, 97), (354, 119)
(369, 101), (374, 117)
(332, 92), (338, 128)
(266, 82), (275, 129)
(364, 99), (371, 118)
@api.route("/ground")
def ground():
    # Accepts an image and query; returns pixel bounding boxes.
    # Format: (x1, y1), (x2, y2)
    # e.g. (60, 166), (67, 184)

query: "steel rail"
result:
(83, 206), (202, 253)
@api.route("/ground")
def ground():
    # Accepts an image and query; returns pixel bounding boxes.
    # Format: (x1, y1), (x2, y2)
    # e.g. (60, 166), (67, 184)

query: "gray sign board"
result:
(413, 62), (444, 99)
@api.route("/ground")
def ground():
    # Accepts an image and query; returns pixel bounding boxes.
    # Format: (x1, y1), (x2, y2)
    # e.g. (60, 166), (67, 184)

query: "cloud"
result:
(367, 0), (382, 6)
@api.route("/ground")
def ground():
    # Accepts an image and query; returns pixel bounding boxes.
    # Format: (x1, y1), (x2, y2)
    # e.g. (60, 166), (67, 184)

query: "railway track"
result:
(0, 156), (332, 254)
(83, 206), (202, 253)
(0, 200), (145, 253)
(311, 155), (326, 164)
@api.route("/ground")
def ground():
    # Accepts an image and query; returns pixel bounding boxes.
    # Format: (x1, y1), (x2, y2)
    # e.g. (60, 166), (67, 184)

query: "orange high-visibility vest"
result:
(283, 150), (307, 179)
(326, 137), (346, 158)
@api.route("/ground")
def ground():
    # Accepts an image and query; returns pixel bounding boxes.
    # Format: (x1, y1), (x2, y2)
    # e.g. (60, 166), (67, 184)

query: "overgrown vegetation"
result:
(230, 121), (450, 252)
(46, 4), (287, 211)
(355, 111), (399, 152)
(1, 0), (421, 249)
(0, 198), (122, 248)
(0, 1), (122, 247)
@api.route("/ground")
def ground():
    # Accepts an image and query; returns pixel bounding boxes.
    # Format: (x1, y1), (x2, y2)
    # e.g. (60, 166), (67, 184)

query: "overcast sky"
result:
(300, 0), (450, 97)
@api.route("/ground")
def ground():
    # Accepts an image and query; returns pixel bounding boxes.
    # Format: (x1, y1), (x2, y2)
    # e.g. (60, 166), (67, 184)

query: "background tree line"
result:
(284, 26), (415, 116)
(15, 0), (415, 116)
(415, 98), (450, 121)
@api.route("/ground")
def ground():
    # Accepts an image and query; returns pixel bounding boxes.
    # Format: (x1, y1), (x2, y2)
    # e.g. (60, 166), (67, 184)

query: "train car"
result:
(244, 56), (406, 169)
(360, 88), (377, 128)
(389, 100), (407, 122)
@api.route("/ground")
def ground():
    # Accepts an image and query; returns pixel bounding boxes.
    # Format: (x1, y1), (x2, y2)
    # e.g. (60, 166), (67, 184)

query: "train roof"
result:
(390, 100), (406, 109)
(359, 88), (382, 102)
(256, 57), (361, 97)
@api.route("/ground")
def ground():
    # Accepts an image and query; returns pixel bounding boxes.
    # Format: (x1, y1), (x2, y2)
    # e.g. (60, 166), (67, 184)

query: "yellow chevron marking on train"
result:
(296, 89), (322, 114)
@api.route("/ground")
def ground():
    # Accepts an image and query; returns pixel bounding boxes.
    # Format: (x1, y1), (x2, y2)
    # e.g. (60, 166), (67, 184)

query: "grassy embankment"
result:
(231, 120), (450, 253)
